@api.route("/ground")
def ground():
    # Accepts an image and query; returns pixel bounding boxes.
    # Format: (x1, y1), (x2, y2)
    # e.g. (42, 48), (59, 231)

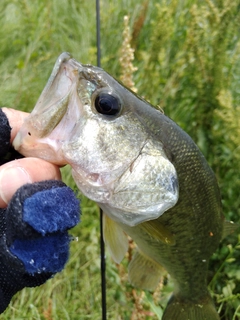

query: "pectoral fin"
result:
(140, 219), (175, 245)
(102, 213), (129, 264)
(128, 250), (165, 291)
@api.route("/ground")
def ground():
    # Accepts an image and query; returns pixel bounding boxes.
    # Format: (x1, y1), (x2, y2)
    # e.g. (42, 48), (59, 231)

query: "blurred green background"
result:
(0, 0), (240, 319)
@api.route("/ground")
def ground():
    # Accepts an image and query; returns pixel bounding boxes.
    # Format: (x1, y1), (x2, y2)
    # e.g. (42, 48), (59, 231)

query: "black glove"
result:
(0, 108), (23, 165)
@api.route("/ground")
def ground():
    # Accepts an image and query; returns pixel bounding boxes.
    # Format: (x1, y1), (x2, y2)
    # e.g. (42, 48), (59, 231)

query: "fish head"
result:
(13, 53), (179, 226)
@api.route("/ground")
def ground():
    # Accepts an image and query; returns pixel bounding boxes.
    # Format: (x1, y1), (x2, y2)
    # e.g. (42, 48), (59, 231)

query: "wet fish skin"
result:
(13, 53), (223, 320)
(114, 100), (223, 320)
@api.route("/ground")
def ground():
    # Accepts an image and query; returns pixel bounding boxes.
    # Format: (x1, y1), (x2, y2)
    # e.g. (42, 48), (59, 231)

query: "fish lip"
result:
(13, 53), (85, 154)
(41, 52), (81, 102)
(43, 52), (73, 92)
(28, 53), (84, 137)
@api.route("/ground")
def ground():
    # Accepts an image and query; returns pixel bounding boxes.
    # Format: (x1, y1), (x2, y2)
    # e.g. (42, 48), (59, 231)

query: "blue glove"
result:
(0, 109), (81, 313)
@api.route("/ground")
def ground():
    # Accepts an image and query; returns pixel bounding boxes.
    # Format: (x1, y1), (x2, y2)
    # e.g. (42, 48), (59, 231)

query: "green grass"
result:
(0, 0), (240, 319)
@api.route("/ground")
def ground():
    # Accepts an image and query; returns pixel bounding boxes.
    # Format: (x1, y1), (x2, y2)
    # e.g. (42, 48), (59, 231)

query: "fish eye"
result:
(94, 92), (121, 116)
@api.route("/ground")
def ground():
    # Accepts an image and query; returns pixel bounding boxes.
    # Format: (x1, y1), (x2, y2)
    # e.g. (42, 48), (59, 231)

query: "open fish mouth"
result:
(12, 53), (99, 163)
(15, 53), (82, 141)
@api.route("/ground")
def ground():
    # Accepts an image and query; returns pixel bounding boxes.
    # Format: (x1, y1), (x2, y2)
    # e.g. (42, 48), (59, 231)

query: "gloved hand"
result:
(0, 108), (23, 165)
(0, 108), (80, 313)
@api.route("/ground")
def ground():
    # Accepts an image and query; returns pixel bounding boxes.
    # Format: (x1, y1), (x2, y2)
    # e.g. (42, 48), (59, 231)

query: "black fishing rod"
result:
(96, 1), (107, 319)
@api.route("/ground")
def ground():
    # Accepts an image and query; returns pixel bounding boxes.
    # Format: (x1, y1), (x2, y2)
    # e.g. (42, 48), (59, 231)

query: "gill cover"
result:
(99, 139), (178, 226)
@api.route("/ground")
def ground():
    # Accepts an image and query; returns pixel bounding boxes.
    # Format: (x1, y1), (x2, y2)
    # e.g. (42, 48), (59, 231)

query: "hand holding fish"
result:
(0, 108), (61, 207)
(0, 108), (80, 313)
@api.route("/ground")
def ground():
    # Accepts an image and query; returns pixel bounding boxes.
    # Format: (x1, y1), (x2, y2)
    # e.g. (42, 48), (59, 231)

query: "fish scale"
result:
(119, 112), (223, 297)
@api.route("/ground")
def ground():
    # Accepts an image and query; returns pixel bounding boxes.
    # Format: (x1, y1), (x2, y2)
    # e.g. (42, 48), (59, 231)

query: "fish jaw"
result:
(13, 53), (82, 164)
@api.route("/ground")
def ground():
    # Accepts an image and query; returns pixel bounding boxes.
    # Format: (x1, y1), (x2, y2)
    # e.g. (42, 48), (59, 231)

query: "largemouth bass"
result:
(13, 53), (224, 320)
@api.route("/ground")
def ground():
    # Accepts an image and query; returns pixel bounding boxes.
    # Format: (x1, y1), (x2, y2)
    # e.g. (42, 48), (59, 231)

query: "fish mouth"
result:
(14, 52), (106, 145)
(12, 53), (76, 156)
(13, 53), (95, 158)
(33, 52), (106, 138)
(26, 53), (81, 138)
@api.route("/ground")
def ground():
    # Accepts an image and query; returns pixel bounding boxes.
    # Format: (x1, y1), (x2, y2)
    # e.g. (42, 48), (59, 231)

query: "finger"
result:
(0, 158), (62, 208)
(2, 108), (29, 143)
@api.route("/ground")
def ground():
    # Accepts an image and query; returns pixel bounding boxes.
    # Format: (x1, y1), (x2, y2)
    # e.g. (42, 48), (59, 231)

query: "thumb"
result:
(0, 158), (61, 207)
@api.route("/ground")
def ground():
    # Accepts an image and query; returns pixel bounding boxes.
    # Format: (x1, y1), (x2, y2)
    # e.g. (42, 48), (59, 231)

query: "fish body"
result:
(13, 53), (223, 319)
